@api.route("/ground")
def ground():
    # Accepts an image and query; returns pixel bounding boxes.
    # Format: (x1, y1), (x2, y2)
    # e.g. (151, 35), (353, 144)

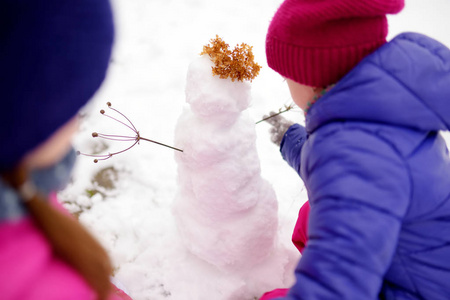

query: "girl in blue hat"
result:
(0, 1), (130, 299)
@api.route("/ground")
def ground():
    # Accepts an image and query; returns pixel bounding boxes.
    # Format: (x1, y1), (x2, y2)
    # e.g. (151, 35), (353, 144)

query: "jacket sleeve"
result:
(283, 128), (411, 300)
(280, 124), (307, 177)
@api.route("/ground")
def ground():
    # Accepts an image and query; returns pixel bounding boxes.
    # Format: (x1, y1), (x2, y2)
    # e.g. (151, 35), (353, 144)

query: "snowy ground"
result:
(59, 1), (450, 299)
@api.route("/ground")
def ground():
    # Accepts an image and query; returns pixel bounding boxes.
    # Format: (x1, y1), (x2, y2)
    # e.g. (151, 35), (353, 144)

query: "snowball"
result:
(185, 56), (252, 125)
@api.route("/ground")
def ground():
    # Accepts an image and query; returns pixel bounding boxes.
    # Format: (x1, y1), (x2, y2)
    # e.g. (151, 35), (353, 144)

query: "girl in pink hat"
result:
(262, 0), (450, 299)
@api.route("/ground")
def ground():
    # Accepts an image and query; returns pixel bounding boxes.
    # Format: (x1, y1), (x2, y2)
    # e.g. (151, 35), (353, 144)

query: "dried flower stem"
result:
(140, 137), (184, 152)
(78, 102), (183, 163)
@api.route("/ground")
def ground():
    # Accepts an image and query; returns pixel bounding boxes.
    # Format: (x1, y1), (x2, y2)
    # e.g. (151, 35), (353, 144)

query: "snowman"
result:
(172, 36), (279, 271)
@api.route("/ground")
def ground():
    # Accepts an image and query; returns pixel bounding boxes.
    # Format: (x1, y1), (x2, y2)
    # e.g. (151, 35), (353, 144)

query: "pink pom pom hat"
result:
(266, 0), (405, 87)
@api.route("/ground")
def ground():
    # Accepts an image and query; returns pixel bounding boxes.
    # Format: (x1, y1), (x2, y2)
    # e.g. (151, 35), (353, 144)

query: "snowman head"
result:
(185, 55), (251, 121)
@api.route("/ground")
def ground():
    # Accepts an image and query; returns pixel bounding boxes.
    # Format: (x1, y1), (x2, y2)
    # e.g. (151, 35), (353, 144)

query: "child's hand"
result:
(263, 111), (294, 146)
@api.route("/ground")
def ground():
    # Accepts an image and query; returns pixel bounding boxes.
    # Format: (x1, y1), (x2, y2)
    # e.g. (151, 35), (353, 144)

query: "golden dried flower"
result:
(200, 35), (261, 82)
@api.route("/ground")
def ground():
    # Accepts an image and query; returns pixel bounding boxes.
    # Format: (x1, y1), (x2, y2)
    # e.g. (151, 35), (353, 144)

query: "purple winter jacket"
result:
(279, 32), (450, 299)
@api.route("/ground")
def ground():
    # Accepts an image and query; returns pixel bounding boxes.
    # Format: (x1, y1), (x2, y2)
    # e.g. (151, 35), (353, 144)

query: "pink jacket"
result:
(260, 201), (310, 300)
(0, 193), (131, 300)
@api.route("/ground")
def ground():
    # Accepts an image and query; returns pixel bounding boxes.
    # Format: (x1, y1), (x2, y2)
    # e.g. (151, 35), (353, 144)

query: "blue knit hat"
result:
(0, 0), (114, 171)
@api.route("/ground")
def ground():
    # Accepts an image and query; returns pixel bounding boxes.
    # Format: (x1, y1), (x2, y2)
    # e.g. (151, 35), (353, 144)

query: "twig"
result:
(255, 103), (295, 124)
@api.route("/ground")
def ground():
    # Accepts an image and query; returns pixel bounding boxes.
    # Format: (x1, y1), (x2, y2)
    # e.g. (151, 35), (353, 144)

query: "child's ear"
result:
(1, 162), (29, 193)
(312, 87), (322, 93)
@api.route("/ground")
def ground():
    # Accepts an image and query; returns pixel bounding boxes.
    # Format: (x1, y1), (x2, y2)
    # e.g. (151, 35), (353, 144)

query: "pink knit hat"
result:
(266, 0), (404, 87)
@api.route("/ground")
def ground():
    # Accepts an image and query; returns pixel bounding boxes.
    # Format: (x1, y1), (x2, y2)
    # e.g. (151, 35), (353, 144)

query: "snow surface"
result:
(59, 0), (450, 299)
